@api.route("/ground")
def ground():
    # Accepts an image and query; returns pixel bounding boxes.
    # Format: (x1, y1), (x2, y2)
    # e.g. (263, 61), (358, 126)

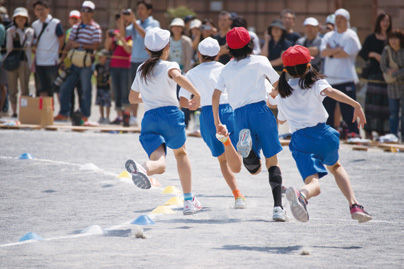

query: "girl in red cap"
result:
(212, 27), (286, 221)
(274, 45), (372, 223)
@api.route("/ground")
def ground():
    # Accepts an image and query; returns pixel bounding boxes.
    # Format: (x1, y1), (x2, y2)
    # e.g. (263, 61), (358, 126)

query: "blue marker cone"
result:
(19, 232), (44, 242)
(19, 153), (34, 159)
(131, 215), (155, 225)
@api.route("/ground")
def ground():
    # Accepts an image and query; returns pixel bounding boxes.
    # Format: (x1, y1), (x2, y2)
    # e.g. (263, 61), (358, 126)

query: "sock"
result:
(268, 166), (283, 208)
(232, 189), (244, 199)
(184, 192), (193, 201)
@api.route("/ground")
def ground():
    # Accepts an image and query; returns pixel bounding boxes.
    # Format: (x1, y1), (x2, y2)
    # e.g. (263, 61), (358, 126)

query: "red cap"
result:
(282, 45), (314, 67)
(226, 27), (251, 49)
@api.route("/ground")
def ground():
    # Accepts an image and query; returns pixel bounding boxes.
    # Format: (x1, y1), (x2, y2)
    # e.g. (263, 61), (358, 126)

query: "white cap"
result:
(335, 8), (350, 21)
(144, 28), (171, 52)
(303, 17), (319, 26)
(190, 19), (201, 29)
(12, 7), (29, 19)
(326, 14), (335, 25)
(169, 18), (185, 28)
(69, 10), (81, 19)
(82, 1), (95, 10)
(198, 37), (220, 57)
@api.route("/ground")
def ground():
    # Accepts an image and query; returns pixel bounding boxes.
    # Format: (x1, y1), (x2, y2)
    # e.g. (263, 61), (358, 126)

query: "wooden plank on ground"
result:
(0, 124), (42, 130)
(280, 139), (290, 146)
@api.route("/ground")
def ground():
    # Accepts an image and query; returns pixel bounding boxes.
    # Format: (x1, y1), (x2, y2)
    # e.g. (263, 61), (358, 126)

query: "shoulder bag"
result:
(383, 46), (399, 83)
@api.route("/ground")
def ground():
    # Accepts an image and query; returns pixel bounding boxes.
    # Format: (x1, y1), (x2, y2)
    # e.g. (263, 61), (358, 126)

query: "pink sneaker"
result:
(350, 204), (372, 223)
(183, 197), (202, 215)
(286, 187), (309, 222)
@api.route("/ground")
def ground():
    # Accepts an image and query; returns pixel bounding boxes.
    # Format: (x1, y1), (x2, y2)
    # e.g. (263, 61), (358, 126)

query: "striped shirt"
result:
(69, 20), (101, 45)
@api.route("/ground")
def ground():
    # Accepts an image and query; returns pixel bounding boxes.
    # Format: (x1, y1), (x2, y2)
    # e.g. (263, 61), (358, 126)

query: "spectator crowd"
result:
(0, 0), (403, 142)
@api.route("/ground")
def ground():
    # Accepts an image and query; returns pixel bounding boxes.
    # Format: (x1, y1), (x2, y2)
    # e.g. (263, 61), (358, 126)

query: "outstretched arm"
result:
(169, 68), (200, 110)
(129, 90), (143, 104)
(322, 87), (366, 128)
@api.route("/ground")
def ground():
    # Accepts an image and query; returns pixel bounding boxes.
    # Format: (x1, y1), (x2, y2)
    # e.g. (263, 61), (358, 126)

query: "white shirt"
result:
(179, 61), (228, 107)
(32, 15), (62, 66)
(249, 31), (261, 55)
(131, 60), (181, 112)
(215, 55), (279, 110)
(320, 29), (361, 85)
(276, 78), (331, 133)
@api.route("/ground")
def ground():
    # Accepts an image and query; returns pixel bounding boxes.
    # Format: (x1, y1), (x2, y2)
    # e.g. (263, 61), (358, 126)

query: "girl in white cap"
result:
(178, 37), (246, 209)
(5, 7), (34, 118)
(212, 27), (286, 221)
(127, 27), (202, 215)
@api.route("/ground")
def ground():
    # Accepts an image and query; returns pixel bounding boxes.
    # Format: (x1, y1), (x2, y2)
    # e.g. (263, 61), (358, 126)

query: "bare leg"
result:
(106, 106), (110, 119)
(217, 153), (238, 191)
(299, 174), (321, 200)
(99, 106), (104, 118)
(327, 161), (357, 206)
(265, 154), (279, 169)
(143, 144), (166, 175)
(222, 141), (242, 173)
(0, 85), (6, 112)
(172, 144), (192, 193)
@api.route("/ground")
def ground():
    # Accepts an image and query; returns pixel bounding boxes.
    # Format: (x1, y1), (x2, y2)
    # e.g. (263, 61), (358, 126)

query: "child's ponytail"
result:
(278, 69), (294, 98)
(139, 48), (165, 83)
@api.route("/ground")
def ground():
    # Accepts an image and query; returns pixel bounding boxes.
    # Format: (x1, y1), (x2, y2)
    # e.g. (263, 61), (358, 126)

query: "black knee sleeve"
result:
(268, 166), (283, 207)
(243, 150), (261, 174)
(268, 166), (282, 190)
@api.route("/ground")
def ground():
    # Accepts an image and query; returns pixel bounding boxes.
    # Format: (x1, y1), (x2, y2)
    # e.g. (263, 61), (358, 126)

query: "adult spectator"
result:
(6, 8), (34, 118)
(359, 13), (392, 138)
(55, 1), (101, 121)
(380, 29), (404, 140)
(105, 13), (132, 125)
(191, 19), (217, 52)
(324, 14), (335, 35)
(0, 6), (9, 116)
(261, 19), (292, 72)
(32, 0), (64, 98)
(296, 17), (322, 71)
(320, 8), (362, 136)
(231, 16), (261, 55)
(183, 15), (195, 37)
(121, 0), (160, 126)
(280, 8), (301, 44)
(0, 14), (6, 116)
(168, 18), (193, 73)
(213, 11), (232, 64)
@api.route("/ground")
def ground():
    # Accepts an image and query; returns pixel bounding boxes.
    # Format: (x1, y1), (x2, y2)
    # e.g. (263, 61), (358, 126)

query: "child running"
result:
(273, 45), (372, 223)
(179, 37), (246, 209)
(212, 27), (286, 221)
(126, 28), (202, 215)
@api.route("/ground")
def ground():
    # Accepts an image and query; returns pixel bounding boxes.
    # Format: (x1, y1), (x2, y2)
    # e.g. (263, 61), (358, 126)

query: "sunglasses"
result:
(81, 8), (93, 13)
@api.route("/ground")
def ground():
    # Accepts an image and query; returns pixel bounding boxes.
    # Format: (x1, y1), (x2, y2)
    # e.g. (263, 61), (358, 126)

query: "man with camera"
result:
(55, 0), (101, 122)
(120, 0), (160, 126)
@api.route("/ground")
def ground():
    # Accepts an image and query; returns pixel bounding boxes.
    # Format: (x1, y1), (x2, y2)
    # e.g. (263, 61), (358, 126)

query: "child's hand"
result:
(353, 106), (366, 129)
(216, 123), (228, 137)
(189, 95), (200, 110)
(269, 87), (278, 98)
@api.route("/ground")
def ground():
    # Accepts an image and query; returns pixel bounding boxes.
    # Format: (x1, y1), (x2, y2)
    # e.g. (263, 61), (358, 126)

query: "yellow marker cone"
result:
(165, 197), (184, 206)
(117, 171), (131, 178)
(151, 206), (175, 214)
(161, 186), (182, 194)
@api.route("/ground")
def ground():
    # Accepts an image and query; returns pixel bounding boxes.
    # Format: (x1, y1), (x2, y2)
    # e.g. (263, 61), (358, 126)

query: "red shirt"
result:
(110, 30), (131, 69)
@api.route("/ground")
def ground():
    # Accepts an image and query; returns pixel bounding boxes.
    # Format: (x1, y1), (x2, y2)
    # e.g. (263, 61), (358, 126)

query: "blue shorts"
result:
(139, 106), (186, 158)
(234, 101), (282, 159)
(289, 123), (340, 181)
(200, 104), (236, 157)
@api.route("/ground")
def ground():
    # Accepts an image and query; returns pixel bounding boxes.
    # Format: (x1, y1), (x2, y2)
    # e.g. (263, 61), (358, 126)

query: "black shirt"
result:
(95, 63), (110, 89)
(359, 33), (387, 80)
(267, 38), (292, 71)
(285, 32), (301, 45)
(213, 33), (231, 64)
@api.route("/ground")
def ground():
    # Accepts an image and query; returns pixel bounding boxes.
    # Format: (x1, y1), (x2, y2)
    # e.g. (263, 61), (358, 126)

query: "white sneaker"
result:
(237, 129), (252, 158)
(234, 197), (246, 209)
(273, 206), (287, 222)
(183, 197), (202, 215)
(125, 159), (151, 189)
(129, 116), (138, 126)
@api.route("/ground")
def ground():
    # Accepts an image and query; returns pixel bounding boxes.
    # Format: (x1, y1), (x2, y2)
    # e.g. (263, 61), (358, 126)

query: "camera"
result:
(200, 25), (212, 31)
(122, 9), (131, 15)
(108, 29), (115, 37)
(53, 68), (72, 91)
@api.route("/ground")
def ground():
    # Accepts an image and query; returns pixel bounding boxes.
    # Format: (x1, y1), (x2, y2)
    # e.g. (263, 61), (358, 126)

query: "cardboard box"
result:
(19, 97), (54, 126)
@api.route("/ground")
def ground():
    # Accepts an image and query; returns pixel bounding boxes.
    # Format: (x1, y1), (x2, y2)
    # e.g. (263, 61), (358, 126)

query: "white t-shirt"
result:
(249, 31), (261, 55)
(131, 60), (181, 112)
(276, 78), (331, 133)
(32, 15), (63, 66)
(320, 29), (361, 85)
(215, 55), (279, 110)
(179, 61), (228, 107)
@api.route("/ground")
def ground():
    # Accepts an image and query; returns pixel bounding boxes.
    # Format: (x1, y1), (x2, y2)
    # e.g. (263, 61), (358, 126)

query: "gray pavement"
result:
(0, 127), (403, 268)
